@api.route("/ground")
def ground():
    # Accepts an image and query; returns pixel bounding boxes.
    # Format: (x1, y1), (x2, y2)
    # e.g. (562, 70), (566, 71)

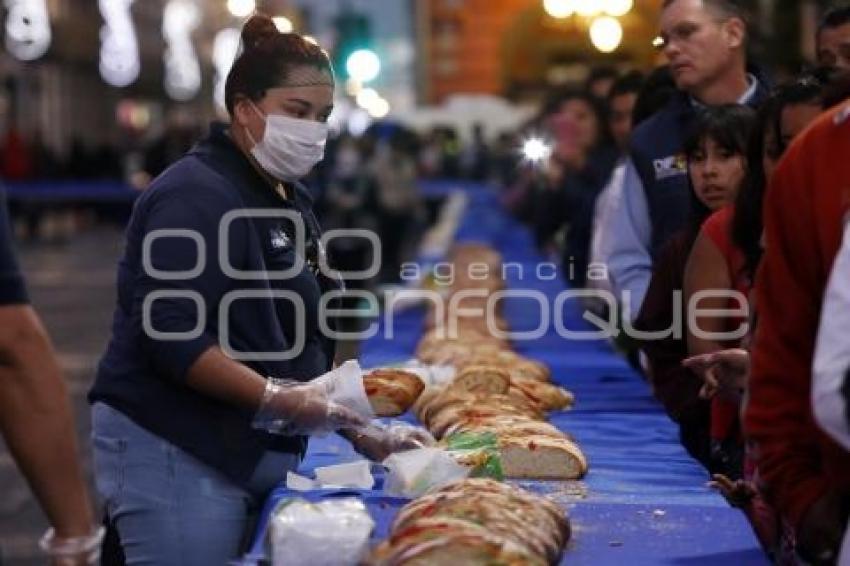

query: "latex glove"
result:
(350, 422), (435, 462)
(254, 378), (368, 436)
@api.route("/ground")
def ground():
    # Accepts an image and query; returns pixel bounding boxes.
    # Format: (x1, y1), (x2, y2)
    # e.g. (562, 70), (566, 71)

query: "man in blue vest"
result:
(606, 0), (768, 319)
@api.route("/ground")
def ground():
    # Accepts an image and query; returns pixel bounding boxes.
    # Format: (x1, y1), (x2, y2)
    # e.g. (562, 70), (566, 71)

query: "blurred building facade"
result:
(414, 0), (834, 105)
(0, 0), (839, 175)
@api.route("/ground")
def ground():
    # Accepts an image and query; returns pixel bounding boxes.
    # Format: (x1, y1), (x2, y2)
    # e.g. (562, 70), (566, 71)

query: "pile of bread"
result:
(368, 478), (570, 565)
(364, 243), (587, 481)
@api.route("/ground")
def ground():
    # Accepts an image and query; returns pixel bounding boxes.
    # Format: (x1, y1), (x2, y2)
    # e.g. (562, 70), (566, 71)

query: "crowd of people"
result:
(504, 1), (850, 563)
(3, 0), (850, 564)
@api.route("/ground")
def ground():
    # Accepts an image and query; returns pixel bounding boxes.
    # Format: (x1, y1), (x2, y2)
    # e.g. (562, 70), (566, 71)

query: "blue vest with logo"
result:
(629, 81), (769, 257)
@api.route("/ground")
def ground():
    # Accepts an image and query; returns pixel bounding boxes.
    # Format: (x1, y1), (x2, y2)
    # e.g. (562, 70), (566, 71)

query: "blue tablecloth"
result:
(248, 182), (768, 565)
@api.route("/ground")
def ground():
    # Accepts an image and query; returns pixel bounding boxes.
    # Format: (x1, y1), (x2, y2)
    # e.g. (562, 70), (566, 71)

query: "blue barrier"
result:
(4, 181), (139, 203)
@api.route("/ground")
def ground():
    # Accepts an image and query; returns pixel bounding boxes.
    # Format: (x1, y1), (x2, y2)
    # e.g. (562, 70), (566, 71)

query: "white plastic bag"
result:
(318, 360), (375, 423)
(314, 460), (375, 489)
(270, 498), (374, 566)
(382, 447), (469, 498)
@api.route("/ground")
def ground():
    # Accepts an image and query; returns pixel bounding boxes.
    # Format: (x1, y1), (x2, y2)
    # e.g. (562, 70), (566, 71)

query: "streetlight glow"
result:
(589, 16), (623, 52)
(272, 16), (293, 33)
(522, 137), (551, 163)
(543, 0), (575, 19)
(367, 97), (390, 119)
(575, 0), (602, 17)
(346, 48), (381, 83)
(226, 0), (254, 18)
(602, 0), (633, 17)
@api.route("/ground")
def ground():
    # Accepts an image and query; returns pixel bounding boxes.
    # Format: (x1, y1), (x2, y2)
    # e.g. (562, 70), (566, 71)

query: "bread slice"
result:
(363, 369), (425, 417)
(510, 376), (574, 411)
(499, 435), (588, 480)
(429, 404), (535, 439)
(507, 358), (551, 383)
(421, 478), (570, 544)
(411, 386), (442, 421)
(389, 495), (563, 561)
(449, 418), (568, 441)
(450, 365), (510, 395)
(371, 517), (547, 566)
(417, 390), (477, 428)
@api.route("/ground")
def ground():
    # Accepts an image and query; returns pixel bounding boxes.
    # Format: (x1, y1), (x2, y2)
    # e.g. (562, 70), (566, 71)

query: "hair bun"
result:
(241, 15), (278, 50)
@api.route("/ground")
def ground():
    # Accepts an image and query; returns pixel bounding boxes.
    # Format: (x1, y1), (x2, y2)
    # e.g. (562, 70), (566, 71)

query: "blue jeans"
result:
(91, 402), (299, 566)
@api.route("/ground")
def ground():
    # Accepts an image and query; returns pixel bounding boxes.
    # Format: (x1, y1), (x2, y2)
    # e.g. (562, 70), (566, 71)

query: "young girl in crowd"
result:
(683, 73), (834, 563)
(634, 104), (754, 472)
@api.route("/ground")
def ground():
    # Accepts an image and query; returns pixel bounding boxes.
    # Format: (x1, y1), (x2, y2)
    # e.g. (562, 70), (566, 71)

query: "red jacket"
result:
(746, 102), (850, 530)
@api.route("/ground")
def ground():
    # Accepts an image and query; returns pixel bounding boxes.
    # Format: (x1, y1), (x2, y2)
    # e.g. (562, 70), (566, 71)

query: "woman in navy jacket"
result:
(89, 16), (424, 564)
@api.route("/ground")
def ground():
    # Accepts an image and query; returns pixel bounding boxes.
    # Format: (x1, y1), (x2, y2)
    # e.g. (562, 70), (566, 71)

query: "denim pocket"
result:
(91, 433), (126, 501)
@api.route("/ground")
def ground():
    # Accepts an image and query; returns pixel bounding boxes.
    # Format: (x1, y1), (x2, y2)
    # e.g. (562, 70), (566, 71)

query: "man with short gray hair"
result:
(606, 0), (768, 321)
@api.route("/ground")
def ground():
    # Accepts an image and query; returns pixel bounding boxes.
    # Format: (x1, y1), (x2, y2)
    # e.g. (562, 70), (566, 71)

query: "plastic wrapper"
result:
(316, 360), (375, 419)
(285, 461), (374, 490)
(359, 420), (436, 454)
(315, 460), (375, 489)
(382, 447), (470, 498)
(269, 498), (374, 566)
(253, 360), (375, 436)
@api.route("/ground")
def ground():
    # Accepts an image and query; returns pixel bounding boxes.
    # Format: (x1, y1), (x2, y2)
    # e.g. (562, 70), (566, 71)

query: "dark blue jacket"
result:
(629, 78), (770, 256)
(90, 123), (337, 484)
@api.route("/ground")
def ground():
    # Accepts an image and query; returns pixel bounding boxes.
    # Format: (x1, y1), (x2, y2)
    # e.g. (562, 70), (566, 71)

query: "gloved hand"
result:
(253, 378), (368, 436)
(350, 422), (435, 462)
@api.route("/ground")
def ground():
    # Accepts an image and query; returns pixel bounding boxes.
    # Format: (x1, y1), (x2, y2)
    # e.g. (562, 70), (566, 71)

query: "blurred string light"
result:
(543, 0), (574, 18)
(346, 48), (381, 83)
(575, 0), (602, 16)
(348, 108), (372, 137)
(354, 87), (390, 119)
(602, 0), (633, 17)
(522, 137), (551, 163)
(272, 16), (293, 33)
(355, 87), (379, 109)
(163, 0), (201, 101)
(4, 0), (51, 61)
(227, 0), (254, 18)
(99, 0), (140, 87)
(590, 16), (623, 52)
(117, 99), (151, 130)
(346, 78), (363, 96)
(368, 97), (390, 118)
(213, 27), (241, 113)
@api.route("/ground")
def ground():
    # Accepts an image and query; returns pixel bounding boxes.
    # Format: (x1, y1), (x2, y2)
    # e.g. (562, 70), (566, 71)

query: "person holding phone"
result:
(533, 90), (619, 287)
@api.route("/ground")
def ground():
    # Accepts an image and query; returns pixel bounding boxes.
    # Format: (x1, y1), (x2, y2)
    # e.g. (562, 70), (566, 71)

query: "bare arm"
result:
(184, 345), (267, 409)
(684, 231), (738, 357)
(0, 305), (95, 539)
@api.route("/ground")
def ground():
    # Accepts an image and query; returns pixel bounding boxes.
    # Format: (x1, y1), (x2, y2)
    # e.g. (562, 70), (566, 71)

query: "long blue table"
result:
(247, 182), (768, 565)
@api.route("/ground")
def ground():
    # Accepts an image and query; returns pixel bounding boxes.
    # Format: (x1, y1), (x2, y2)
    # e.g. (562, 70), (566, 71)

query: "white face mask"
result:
(246, 101), (328, 181)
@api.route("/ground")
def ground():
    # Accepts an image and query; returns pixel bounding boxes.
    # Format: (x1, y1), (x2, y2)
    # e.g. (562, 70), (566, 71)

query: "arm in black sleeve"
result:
(130, 183), (247, 382)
